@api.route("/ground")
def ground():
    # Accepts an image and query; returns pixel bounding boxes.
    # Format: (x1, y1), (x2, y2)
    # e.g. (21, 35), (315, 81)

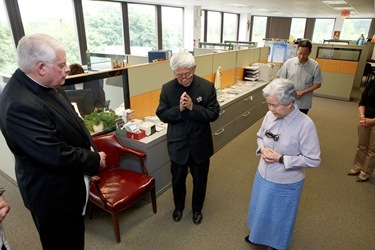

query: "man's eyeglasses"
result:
(265, 130), (279, 142)
(175, 71), (194, 79)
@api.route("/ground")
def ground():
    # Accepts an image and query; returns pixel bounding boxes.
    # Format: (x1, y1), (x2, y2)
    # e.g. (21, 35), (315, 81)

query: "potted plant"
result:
(83, 108), (120, 134)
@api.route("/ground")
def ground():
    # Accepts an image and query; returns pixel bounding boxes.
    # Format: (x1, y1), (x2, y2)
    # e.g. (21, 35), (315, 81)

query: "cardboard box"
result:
(139, 121), (156, 136)
(126, 130), (146, 140)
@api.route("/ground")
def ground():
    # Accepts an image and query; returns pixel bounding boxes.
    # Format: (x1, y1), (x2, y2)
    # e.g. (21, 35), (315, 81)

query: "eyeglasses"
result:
(174, 71), (194, 79)
(265, 130), (279, 142)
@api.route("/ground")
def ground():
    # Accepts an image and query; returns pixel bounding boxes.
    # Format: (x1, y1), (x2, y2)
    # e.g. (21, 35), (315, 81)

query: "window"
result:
(290, 18), (306, 41)
(0, 1), (17, 74)
(341, 19), (371, 40)
(251, 16), (267, 43)
(82, 0), (124, 56)
(128, 4), (156, 56)
(223, 13), (238, 42)
(18, 0), (80, 65)
(162, 6), (183, 53)
(200, 11), (205, 42)
(312, 19), (335, 43)
(206, 11), (221, 43)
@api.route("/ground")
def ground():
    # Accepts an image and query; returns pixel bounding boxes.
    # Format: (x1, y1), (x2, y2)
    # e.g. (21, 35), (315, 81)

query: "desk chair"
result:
(88, 133), (157, 243)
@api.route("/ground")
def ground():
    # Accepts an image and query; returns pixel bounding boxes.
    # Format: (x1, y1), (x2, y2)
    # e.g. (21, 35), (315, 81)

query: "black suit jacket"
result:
(156, 75), (220, 165)
(0, 69), (100, 217)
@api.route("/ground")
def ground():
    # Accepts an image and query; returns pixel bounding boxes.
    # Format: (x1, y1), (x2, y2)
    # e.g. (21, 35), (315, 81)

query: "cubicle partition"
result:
(128, 47), (268, 119)
(311, 43), (370, 101)
(63, 47), (271, 120)
(127, 60), (173, 119)
(211, 51), (236, 88)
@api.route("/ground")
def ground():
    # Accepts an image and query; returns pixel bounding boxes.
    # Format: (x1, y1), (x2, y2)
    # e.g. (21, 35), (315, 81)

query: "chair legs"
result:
(111, 213), (121, 243)
(88, 201), (94, 220)
(89, 186), (157, 243)
(150, 186), (157, 214)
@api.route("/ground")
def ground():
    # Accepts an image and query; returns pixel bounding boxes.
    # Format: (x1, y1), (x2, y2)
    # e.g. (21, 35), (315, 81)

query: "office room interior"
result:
(0, 0), (375, 249)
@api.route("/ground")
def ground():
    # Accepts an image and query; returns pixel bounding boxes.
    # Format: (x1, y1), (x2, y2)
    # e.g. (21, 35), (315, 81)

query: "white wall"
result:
(184, 5), (195, 51)
(0, 130), (16, 181)
(333, 17), (345, 36)
(238, 13), (251, 41)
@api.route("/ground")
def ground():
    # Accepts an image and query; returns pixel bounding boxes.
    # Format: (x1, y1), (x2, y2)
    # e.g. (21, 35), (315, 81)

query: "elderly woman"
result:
(245, 78), (321, 250)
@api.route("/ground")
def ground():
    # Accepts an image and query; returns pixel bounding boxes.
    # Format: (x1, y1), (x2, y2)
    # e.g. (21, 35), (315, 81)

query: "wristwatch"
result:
(278, 155), (284, 164)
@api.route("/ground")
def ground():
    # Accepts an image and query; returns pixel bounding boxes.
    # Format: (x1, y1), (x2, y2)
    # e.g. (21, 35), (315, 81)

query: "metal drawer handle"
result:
(242, 111), (251, 117)
(219, 110), (226, 116)
(214, 128), (225, 136)
(243, 97), (250, 101)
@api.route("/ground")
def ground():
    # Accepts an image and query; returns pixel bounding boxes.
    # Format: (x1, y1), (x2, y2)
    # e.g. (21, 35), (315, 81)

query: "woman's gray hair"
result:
(262, 78), (297, 105)
(170, 50), (195, 72)
(17, 33), (66, 73)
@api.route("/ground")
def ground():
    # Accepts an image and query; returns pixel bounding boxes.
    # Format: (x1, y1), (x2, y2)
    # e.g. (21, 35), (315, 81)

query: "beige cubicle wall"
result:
(235, 47), (269, 81)
(311, 43), (370, 101)
(195, 53), (215, 82)
(128, 47), (267, 119)
(211, 51), (237, 88)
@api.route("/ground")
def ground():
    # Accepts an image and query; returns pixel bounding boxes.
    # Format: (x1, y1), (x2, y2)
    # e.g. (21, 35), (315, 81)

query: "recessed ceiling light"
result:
(226, 3), (251, 8)
(321, 1), (348, 4)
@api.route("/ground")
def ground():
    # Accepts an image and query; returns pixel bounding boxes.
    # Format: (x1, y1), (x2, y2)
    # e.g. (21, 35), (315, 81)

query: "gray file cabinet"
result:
(116, 130), (171, 197)
(211, 82), (268, 152)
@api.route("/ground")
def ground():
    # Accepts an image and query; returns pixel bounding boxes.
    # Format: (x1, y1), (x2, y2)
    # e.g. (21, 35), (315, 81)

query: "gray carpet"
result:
(1, 88), (375, 250)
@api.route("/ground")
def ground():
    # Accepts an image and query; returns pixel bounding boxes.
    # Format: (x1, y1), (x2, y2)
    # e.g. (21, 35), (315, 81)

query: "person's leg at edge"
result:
(31, 212), (85, 250)
(351, 125), (370, 176)
(358, 125), (375, 180)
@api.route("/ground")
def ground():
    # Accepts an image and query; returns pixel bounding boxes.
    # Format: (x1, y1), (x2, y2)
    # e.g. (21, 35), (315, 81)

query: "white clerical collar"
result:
(26, 74), (50, 88)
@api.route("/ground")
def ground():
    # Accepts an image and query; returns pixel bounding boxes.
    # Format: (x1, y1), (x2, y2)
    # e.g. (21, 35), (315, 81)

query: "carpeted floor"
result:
(1, 87), (375, 250)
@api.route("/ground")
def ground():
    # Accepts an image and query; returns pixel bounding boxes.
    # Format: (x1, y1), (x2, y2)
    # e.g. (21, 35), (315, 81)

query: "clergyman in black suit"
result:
(0, 33), (107, 249)
(156, 50), (220, 225)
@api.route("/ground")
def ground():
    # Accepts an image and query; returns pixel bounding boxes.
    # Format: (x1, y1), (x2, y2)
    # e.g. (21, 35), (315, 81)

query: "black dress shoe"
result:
(356, 177), (368, 182)
(244, 235), (254, 244)
(172, 210), (183, 222)
(192, 211), (203, 225)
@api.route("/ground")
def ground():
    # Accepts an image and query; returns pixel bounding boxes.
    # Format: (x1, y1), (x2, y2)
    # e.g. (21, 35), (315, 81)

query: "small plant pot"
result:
(92, 122), (104, 134)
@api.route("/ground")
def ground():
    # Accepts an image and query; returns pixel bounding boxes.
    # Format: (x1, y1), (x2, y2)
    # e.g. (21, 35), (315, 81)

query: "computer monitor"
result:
(65, 89), (94, 116)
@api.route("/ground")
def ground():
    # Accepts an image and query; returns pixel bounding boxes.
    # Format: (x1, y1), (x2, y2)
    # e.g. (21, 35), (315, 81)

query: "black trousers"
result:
(171, 156), (210, 213)
(31, 212), (85, 250)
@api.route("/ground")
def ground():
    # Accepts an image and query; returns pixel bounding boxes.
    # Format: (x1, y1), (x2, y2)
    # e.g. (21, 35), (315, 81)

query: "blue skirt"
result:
(247, 171), (304, 250)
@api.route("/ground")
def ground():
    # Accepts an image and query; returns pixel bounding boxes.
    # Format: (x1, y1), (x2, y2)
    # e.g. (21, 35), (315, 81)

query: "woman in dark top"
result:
(348, 79), (375, 182)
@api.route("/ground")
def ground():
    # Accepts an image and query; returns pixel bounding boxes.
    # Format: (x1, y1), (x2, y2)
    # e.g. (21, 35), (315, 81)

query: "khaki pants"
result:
(353, 124), (375, 176)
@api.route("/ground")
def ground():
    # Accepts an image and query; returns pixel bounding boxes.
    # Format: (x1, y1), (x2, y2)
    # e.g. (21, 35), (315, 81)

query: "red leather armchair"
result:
(88, 133), (157, 243)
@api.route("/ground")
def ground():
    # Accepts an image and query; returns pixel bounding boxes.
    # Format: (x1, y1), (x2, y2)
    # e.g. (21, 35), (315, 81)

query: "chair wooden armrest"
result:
(90, 176), (108, 209)
(107, 140), (149, 175)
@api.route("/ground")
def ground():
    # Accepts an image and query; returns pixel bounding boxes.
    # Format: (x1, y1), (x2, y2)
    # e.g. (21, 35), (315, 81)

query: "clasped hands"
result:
(260, 147), (282, 163)
(180, 91), (193, 111)
(359, 117), (375, 127)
